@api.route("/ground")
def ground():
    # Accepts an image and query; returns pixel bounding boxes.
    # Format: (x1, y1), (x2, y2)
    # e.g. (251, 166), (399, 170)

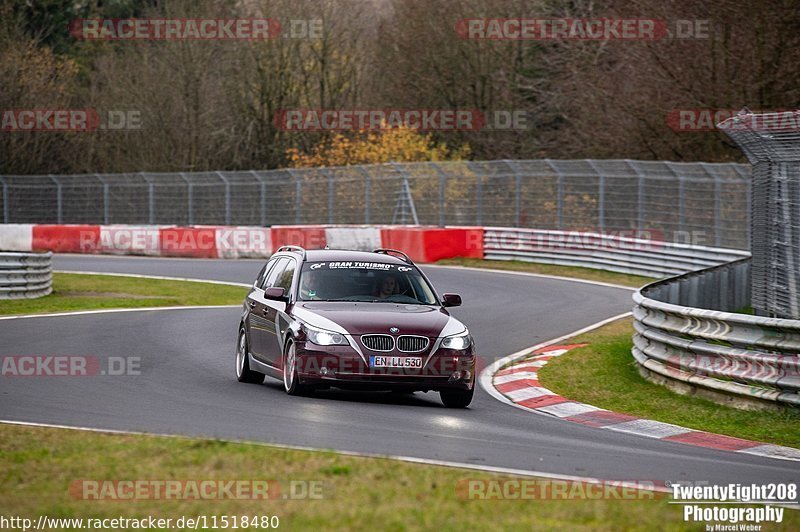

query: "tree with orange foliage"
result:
(285, 126), (470, 168)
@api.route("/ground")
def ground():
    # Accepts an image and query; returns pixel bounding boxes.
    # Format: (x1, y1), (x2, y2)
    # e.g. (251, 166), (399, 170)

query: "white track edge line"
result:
(0, 305), (241, 321)
(55, 270), (251, 287)
(0, 419), (668, 493)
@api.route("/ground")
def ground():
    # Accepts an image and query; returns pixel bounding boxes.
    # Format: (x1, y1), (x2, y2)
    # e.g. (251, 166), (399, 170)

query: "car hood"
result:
(293, 301), (456, 337)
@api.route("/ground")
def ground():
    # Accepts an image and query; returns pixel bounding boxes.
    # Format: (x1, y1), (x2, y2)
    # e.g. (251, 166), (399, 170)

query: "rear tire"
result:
(283, 341), (310, 396)
(236, 329), (264, 384)
(440, 388), (473, 408)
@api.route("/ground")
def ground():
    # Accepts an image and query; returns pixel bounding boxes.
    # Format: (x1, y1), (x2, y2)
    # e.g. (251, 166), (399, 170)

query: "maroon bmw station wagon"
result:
(236, 246), (476, 407)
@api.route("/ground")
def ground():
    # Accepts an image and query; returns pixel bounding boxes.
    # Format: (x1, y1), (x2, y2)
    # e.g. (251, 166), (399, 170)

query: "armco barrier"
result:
(632, 258), (800, 409)
(483, 227), (749, 277)
(0, 251), (53, 299)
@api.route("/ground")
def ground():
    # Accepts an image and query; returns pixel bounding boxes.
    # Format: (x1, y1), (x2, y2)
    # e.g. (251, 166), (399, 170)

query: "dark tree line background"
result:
(1, 0), (798, 174)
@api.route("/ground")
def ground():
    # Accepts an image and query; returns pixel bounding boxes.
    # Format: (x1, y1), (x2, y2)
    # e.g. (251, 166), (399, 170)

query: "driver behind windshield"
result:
(299, 272), (325, 300)
(374, 273), (397, 299)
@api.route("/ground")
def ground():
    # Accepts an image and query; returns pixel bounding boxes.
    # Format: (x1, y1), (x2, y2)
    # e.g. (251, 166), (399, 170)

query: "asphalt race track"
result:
(1, 255), (797, 486)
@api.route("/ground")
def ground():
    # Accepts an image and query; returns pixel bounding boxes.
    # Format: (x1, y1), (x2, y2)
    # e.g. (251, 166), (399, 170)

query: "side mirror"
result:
(264, 286), (287, 301)
(442, 293), (462, 308)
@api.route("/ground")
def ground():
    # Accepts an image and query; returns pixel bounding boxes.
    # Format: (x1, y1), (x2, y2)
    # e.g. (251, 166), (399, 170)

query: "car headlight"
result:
(305, 325), (349, 346)
(441, 330), (472, 350)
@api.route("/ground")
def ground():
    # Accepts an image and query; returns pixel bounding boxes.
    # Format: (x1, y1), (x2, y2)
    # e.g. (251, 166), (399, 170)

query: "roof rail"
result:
(276, 245), (307, 259)
(373, 248), (413, 264)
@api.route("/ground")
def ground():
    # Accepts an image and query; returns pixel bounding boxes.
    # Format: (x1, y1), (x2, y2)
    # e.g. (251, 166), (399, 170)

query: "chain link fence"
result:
(721, 112), (800, 319)
(0, 159), (750, 249)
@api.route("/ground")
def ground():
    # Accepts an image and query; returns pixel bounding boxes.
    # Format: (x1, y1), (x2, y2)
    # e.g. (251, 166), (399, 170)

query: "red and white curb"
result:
(484, 341), (800, 463)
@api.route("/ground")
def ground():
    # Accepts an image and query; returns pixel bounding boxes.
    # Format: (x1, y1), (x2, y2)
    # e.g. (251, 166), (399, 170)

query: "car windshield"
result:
(298, 261), (438, 304)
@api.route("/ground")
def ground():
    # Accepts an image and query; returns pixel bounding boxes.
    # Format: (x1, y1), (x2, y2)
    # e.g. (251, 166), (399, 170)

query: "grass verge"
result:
(435, 258), (654, 289)
(538, 318), (800, 448)
(0, 273), (247, 315)
(0, 423), (741, 531)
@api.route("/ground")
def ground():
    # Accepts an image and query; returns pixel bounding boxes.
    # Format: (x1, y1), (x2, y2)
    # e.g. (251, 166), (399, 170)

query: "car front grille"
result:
(397, 335), (429, 353)
(361, 334), (394, 352)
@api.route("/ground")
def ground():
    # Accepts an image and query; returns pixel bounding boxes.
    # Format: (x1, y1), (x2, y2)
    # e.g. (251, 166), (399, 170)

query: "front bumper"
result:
(295, 341), (476, 391)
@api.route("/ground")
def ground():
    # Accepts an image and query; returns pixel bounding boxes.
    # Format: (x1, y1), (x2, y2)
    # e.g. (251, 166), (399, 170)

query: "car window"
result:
(255, 258), (277, 288)
(275, 259), (296, 292)
(298, 262), (437, 304)
(263, 257), (288, 289)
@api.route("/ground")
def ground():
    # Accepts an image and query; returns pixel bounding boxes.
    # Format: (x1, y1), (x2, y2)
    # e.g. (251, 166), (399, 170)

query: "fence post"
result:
(250, 170), (267, 227)
(358, 167), (371, 225)
(48, 175), (62, 224)
(179, 173), (193, 225)
(432, 163), (447, 228)
(586, 159), (605, 231)
(544, 159), (564, 229)
(623, 160), (646, 232)
(504, 160), (525, 227)
(95, 174), (109, 225)
(1, 176), (8, 224)
(287, 169), (302, 224)
(215, 171), (231, 225)
(324, 169), (334, 225)
(139, 172), (155, 224)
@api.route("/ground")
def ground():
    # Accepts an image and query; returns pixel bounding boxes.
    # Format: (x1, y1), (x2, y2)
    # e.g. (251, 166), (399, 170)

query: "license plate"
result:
(370, 356), (423, 368)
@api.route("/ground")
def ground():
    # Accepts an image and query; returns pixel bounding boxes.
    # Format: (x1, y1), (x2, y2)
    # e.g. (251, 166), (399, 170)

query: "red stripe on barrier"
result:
(271, 226), (327, 250)
(159, 227), (217, 258)
(661, 431), (761, 451)
(32, 225), (100, 253)
(380, 227), (483, 263)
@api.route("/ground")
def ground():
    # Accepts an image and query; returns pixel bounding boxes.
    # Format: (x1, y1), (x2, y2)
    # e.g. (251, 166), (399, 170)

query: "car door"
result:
(263, 257), (297, 367)
(248, 257), (288, 365)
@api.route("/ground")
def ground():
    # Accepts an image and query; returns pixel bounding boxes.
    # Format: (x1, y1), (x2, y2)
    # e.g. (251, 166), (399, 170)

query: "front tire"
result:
(283, 341), (310, 396)
(236, 328), (264, 384)
(440, 388), (473, 408)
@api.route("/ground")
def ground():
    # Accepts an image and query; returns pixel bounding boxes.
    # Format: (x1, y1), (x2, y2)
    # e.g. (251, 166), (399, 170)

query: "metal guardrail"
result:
(0, 251), (53, 299)
(632, 258), (800, 408)
(483, 227), (749, 278)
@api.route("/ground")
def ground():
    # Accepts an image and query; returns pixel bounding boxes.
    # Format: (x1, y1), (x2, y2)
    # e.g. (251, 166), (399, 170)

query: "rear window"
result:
(298, 261), (437, 304)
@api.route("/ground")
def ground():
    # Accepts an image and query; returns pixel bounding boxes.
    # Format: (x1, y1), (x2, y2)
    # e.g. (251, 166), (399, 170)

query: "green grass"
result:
(538, 318), (800, 448)
(436, 258), (655, 289)
(3, 423), (777, 531)
(0, 273), (247, 315)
